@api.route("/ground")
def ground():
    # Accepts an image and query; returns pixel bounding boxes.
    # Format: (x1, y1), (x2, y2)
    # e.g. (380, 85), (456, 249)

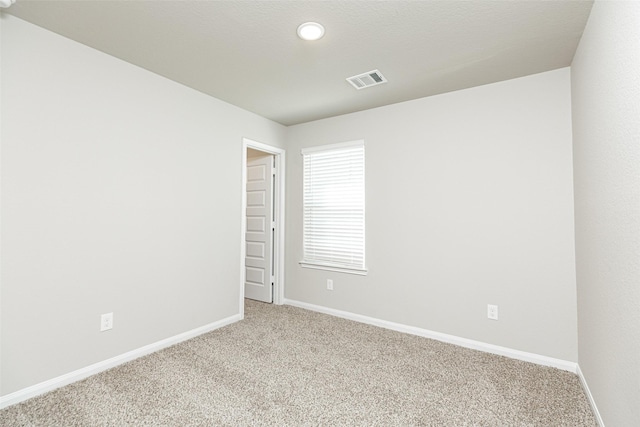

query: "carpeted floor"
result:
(1, 300), (596, 426)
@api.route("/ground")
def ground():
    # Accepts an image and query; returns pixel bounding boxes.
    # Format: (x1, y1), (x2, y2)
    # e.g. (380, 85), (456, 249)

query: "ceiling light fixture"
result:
(297, 22), (325, 41)
(0, 0), (16, 8)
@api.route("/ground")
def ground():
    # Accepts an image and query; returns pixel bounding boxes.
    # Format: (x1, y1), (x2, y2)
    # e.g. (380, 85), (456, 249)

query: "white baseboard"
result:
(0, 313), (241, 410)
(284, 299), (578, 373)
(577, 365), (605, 426)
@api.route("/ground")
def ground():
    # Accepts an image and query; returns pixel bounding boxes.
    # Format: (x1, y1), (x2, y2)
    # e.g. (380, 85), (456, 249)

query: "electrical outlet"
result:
(487, 304), (499, 320)
(327, 279), (333, 291)
(100, 312), (113, 331)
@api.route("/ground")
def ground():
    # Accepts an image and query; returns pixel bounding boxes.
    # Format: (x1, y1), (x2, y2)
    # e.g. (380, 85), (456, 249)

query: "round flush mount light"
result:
(297, 22), (325, 41)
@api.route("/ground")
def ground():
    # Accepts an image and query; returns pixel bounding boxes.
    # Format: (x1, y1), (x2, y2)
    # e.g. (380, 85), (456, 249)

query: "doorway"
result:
(240, 139), (285, 316)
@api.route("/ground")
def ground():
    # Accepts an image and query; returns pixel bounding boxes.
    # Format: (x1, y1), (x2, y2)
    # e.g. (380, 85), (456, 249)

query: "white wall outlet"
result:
(327, 279), (333, 291)
(487, 304), (499, 320)
(100, 312), (113, 331)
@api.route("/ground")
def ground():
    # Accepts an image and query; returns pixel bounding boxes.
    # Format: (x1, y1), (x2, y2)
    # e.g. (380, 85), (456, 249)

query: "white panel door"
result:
(245, 154), (274, 303)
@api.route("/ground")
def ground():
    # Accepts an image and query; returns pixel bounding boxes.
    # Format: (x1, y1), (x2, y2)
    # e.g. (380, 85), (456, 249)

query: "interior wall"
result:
(0, 14), (285, 395)
(0, 12), (4, 391)
(571, 1), (640, 425)
(286, 68), (578, 362)
(247, 148), (271, 158)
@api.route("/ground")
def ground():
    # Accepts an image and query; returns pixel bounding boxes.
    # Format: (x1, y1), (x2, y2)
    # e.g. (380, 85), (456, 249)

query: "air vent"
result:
(346, 70), (387, 90)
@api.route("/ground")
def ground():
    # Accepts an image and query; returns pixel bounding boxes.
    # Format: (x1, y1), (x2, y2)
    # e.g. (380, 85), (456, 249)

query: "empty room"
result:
(0, 1), (637, 426)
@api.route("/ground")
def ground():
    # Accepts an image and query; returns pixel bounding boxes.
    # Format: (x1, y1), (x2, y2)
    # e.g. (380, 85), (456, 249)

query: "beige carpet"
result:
(1, 300), (596, 426)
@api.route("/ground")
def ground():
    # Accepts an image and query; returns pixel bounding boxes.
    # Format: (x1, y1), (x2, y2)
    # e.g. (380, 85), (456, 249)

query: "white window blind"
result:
(301, 140), (366, 274)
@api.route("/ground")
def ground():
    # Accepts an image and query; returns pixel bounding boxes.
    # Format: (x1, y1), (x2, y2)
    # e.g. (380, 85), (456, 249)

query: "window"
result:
(300, 140), (366, 275)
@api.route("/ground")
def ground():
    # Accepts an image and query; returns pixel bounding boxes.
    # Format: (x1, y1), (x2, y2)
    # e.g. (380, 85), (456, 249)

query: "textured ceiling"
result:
(7, 0), (594, 126)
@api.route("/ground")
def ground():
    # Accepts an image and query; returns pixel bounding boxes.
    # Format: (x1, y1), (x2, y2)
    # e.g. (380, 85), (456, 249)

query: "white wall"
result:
(571, 2), (640, 425)
(0, 12), (4, 395)
(0, 14), (285, 395)
(286, 68), (578, 362)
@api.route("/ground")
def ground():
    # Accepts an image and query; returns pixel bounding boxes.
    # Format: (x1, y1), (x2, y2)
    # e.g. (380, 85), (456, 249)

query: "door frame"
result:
(240, 138), (286, 317)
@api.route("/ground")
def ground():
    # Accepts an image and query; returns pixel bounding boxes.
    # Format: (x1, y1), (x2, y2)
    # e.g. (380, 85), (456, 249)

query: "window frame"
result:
(299, 140), (367, 276)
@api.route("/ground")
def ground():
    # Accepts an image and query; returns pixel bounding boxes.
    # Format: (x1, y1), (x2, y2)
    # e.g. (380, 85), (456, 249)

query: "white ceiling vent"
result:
(346, 70), (387, 90)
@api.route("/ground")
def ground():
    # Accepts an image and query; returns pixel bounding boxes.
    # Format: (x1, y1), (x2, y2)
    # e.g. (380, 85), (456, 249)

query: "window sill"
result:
(299, 261), (368, 276)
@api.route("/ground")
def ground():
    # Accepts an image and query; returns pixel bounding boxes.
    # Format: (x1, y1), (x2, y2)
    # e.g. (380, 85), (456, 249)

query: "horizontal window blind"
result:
(302, 141), (365, 272)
